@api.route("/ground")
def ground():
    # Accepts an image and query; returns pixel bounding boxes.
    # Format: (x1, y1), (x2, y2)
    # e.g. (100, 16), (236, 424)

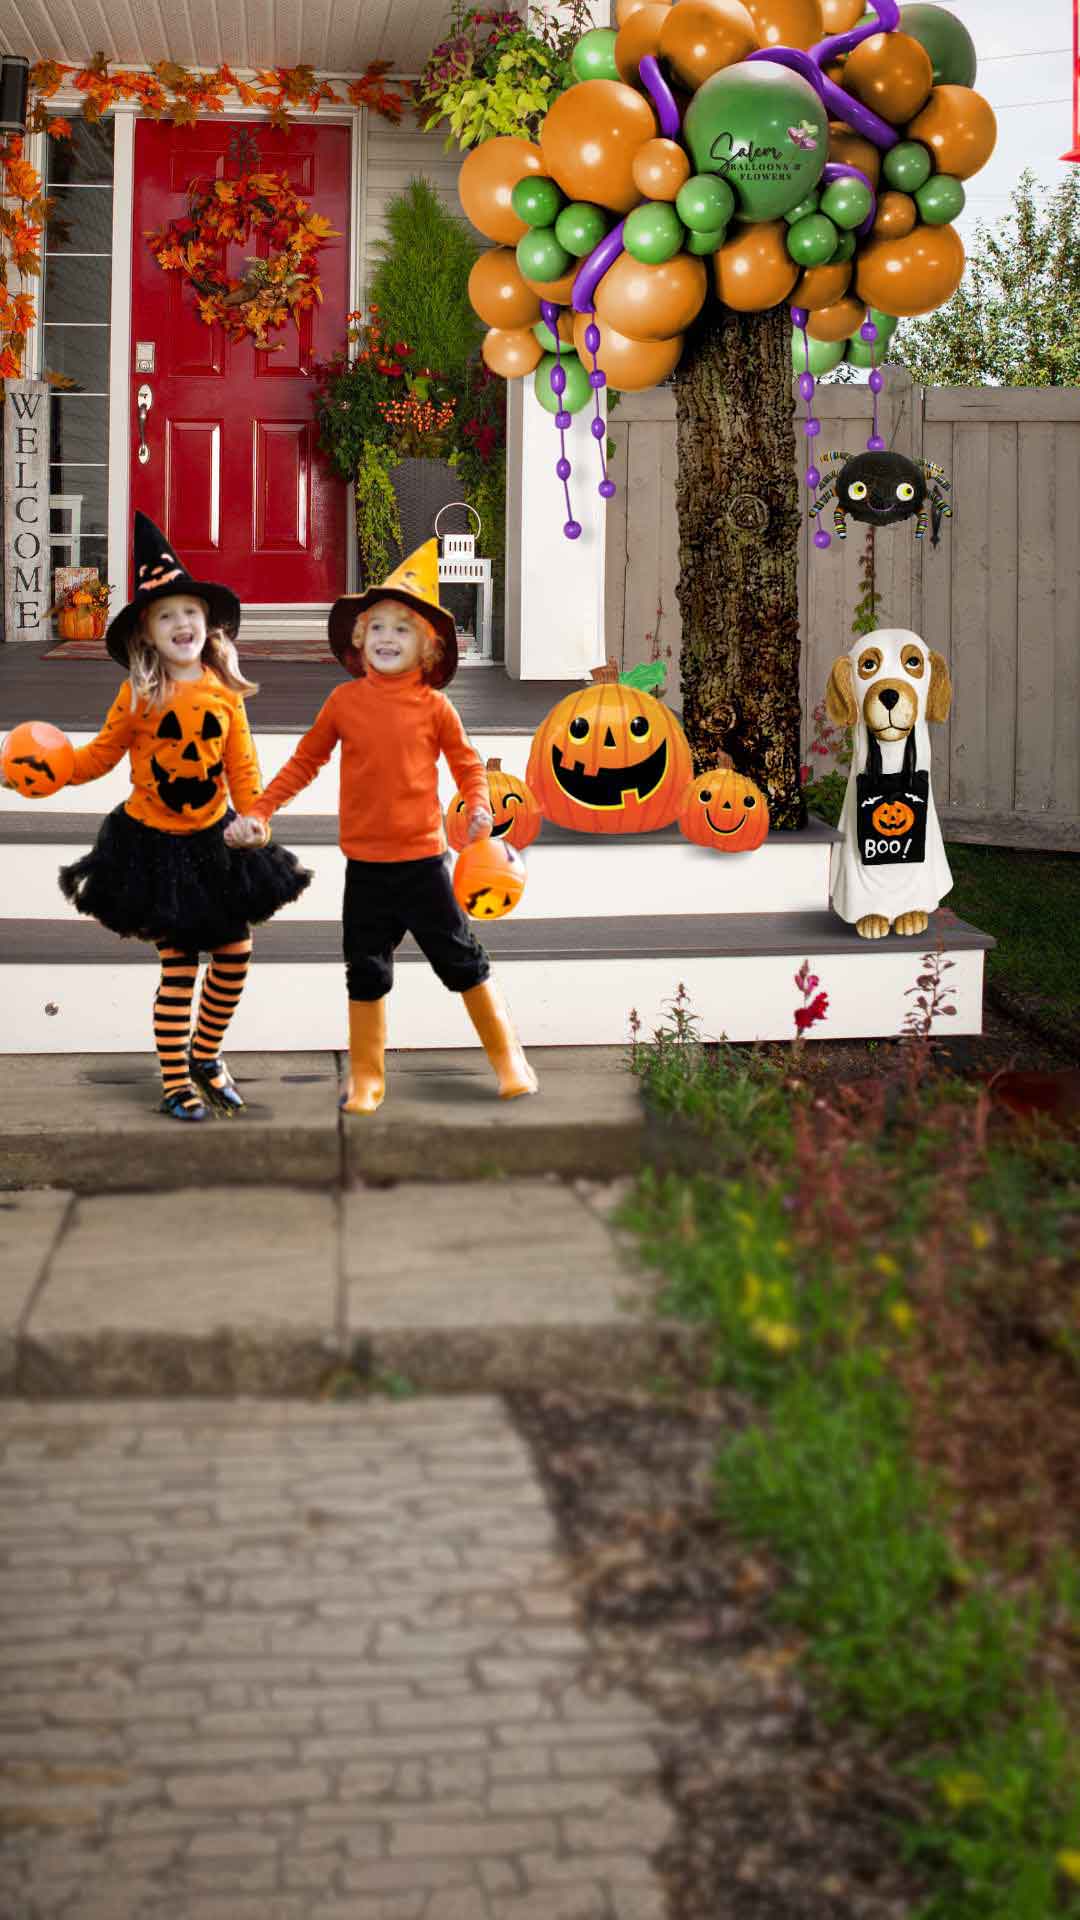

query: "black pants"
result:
(343, 855), (491, 1001)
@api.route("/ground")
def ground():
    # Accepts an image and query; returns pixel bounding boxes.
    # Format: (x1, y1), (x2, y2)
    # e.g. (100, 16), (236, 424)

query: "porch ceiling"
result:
(0, 0), (452, 77)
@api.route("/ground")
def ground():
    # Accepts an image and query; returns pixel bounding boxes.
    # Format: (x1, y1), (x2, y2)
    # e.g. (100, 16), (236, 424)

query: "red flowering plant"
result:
(793, 959), (829, 1041)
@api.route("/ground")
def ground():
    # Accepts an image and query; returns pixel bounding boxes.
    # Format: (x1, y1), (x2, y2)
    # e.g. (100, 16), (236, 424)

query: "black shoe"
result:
(160, 1085), (210, 1123)
(189, 1054), (245, 1115)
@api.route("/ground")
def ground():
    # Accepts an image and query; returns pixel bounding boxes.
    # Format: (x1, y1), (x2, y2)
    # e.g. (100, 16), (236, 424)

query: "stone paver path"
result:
(0, 1399), (672, 1920)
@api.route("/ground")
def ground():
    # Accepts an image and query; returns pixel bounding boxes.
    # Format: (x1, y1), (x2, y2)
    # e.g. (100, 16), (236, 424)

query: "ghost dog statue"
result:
(825, 629), (953, 940)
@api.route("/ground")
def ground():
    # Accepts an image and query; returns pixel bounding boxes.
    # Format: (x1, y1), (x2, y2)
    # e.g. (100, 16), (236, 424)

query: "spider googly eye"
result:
(848, 481), (868, 501)
(896, 483), (916, 501)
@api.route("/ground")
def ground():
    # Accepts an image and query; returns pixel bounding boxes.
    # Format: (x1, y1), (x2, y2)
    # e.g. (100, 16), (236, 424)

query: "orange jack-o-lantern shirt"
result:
(68, 672), (263, 833)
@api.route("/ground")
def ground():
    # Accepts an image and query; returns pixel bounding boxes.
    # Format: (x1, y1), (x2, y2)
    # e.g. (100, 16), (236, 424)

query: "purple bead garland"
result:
(793, 302), (829, 547)
(583, 309), (616, 504)
(540, 300), (580, 539)
(863, 310), (887, 451)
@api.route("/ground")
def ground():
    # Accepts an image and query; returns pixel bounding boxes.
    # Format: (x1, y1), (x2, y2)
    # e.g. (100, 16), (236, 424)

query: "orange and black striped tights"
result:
(153, 940), (252, 1106)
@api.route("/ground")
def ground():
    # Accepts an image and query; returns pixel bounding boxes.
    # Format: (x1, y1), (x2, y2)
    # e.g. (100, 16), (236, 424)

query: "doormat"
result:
(43, 636), (337, 663)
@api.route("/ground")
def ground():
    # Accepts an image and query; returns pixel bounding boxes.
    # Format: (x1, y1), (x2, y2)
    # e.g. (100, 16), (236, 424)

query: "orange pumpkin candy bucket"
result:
(452, 837), (527, 920)
(2, 721), (76, 799)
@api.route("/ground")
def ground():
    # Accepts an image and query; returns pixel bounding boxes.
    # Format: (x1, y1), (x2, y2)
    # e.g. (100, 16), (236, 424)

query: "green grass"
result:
(946, 845), (1080, 1018)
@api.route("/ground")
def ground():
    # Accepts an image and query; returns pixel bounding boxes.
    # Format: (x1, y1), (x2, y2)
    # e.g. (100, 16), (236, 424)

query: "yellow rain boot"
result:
(461, 979), (538, 1099)
(341, 998), (386, 1114)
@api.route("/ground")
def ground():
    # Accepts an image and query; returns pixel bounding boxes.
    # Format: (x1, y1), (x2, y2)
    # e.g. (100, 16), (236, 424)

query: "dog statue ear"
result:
(825, 656), (858, 727)
(926, 649), (952, 723)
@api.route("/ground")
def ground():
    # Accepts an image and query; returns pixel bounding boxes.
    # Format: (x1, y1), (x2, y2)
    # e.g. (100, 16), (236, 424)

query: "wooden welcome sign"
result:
(3, 380), (51, 643)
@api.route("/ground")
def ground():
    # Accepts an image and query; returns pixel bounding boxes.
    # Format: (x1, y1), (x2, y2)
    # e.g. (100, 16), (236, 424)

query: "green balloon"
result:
(845, 336), (880, 368)
(533, 318), (567, 352)
(820, 177), (874, 231)
(868, 307), (898, 339)
(555, 201), (608, 257)
(829, 229), (857, 264)
(791, 331), (845, 376)
(683, 64), (828, 221)
(686, 224), (728, 255)
(515, 228), (572, 283)
(899, 4), (977, 86)
(784, 193), (821, 224)
(676, 173), (736, 233)
(535, 350), (591, 415)
(786, 213), (839, 266)
(570, 27), (620, 84)
(511, 176), (564, 228)
(882, 140), (932, 193)
(624, 203), (685, 265)
(915, 173), (966, 225)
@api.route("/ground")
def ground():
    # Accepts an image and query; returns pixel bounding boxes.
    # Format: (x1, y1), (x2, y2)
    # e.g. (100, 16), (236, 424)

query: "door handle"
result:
(136, 384), (153, 466)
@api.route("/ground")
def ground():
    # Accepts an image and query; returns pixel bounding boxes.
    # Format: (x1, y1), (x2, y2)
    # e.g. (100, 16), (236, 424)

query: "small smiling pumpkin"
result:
(871, 798), (916, 837)
(678, 767), (770, 852)
(2, 720), (75, 799)
(526, 661), (692, 835)
(446, 758), (543, 852)
(452, 836), (527, 920)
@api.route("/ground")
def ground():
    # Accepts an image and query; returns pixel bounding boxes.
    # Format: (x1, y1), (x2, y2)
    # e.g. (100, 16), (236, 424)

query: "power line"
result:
(992, 97), (1070, 108)
(978, 48), (1071, 61)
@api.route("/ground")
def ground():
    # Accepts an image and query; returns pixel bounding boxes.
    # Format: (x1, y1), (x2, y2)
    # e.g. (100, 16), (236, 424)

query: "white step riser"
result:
(0, 950), (987, 1052)
(0, 838), (833, 923)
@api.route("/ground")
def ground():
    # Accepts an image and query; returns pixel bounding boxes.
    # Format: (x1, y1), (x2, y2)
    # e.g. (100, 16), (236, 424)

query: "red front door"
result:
(130, 118), (350, 605)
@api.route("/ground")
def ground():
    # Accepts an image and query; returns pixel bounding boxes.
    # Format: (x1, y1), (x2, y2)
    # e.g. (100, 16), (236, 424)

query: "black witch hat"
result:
(105, 513), (242, 668)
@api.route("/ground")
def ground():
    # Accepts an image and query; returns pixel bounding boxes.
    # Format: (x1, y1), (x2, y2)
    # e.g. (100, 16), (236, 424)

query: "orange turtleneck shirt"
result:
(250, 668), (489, 863)
(69, 671), (263, 833)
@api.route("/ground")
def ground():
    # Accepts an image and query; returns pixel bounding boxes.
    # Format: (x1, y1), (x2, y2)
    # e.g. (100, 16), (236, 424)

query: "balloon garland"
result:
(459, 0), (992, 539)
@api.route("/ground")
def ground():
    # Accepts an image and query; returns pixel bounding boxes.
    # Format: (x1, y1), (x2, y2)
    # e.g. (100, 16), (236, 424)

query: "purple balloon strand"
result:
(637, 53), (681, 139)
(813, 0), (900, 69)
(583, 313), (616, 500)
(747, 43), (898, 149)
(547, 323), (579, 539)
(793, 303), (830, 548)
(571, 218), (626, 315)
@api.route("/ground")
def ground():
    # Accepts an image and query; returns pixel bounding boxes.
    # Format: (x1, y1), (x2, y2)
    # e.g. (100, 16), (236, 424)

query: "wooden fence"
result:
(604, 372), (1080, 849)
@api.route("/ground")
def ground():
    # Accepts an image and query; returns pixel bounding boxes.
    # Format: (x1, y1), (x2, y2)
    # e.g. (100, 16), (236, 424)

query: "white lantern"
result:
(435, 502), (494, 667)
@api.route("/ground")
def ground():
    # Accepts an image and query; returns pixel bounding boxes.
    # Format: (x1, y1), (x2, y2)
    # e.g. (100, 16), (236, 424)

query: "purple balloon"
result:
(814, 528), (832, 549)
(748, 44), (898, 149)
(540, 300), (561, 327)
(549, 363), (567, 396)
(805, 465), (821, 488)
(555, 410), (572, 429)
(798, 371), (815, 401)
(868, 368), (885, 394)
(599, 478), (617, 499)
(590, 416), (606, 439)
(866, 433), (887, 452)
(804, 417), (821, 438)
(860, 320), (879, 343)
(556, 457), (572, 480)
(814, 0), (900, 70)
(637, 53), (681, 139)
(584, 323), (601, 354)
(572, 220), (627, 315)
(564, 520), (583, 540)
(589, 369), (607, 389)
(789, 305), (809, 329)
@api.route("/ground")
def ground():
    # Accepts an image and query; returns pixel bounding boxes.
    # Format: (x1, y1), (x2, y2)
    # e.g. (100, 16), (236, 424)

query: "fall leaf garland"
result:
(147, 171), (339, 350)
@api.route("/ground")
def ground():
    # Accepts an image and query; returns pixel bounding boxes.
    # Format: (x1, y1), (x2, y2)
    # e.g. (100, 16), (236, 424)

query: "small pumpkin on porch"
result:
(446, 758), (543, 852)
(49, 576), (113, 642)
(525, 661), (692, 835)
(678, 767), (770, 852)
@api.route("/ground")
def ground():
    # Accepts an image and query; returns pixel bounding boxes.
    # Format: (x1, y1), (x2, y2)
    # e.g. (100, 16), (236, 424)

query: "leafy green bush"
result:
(416, 2), (594, 149)
(368, 177), (482, 385)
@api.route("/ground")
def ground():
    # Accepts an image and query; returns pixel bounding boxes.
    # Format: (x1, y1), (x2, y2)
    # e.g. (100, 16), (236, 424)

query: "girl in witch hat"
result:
(227, 539), (538, 1112)
(53, 513), (311, 1120)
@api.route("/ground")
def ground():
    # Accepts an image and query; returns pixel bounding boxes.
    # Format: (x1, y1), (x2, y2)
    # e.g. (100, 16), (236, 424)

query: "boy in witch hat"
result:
(227, 539), (538, 1110)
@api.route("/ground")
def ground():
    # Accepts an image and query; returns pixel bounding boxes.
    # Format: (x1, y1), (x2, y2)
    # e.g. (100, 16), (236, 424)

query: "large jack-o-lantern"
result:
(452, 837), (527, 920)
(526, 662), (692, 835)
(446, 758), (543, 852)
(2, 720), (75, 799)
(678, 767), (770, 852)
(150, 702), (226, 816)
(871, 798), (916, 838)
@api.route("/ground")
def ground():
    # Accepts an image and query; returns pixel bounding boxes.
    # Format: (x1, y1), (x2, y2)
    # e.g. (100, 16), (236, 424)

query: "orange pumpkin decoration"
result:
(2, 720), (76, 798)
(57, 605), (107, 641)
(452, 837), (527, 920)
(445, 757), (542, 852)
(871, 798), (916, 837)
(678, 767), (770, 851)
(526, 661), (692, 835)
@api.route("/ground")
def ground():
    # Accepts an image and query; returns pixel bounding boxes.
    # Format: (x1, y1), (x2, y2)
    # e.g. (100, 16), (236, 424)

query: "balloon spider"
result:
(809, 450), (953, 547)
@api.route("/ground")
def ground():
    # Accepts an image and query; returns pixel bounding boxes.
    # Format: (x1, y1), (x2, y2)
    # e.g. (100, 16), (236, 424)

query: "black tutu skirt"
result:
(59, 805), (312, 953)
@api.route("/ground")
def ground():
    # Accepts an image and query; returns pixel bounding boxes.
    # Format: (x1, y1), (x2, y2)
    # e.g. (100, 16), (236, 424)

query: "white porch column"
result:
(504, 374), (607, 681)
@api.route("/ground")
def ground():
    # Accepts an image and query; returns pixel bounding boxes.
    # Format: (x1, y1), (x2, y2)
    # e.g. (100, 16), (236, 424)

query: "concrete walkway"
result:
(0, 1398), (672, 1920)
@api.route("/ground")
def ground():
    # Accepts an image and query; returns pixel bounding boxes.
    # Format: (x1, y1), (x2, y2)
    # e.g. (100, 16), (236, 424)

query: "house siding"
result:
(360, 115), (483, 305)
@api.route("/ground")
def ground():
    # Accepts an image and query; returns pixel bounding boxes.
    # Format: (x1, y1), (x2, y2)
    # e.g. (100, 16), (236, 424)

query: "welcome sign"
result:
(3, 380), (51, 643)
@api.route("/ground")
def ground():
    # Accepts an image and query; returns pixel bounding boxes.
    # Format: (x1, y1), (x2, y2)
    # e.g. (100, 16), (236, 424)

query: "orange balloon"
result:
(481, 327), (544, 378)
(458, 138), (545, 246)
(615, 3), (670, 83)
(595, 249), (708, 338)
(873, 190), (917, 238)
(828, 122), (881, 188)
(572, 310), (684, 390)
(632, 137), (692, 200)
(907, 86), (997, 180)
(792, 259), (852, 310)
(468, 249), (542, 330)
(521, 265), (580, 305)
(615, 0), (670, 21)
(824, 59), (846, 84)
(539, 79), (657, 214)
(747, 0), (824, 52)
(844, 32), (934, 125)
(658, 0), (758, 90)
(714, 221), (798, 312)
(855, 221), (965, 317)
(819, 0), (863, 29)
(806, 295), (865, 341)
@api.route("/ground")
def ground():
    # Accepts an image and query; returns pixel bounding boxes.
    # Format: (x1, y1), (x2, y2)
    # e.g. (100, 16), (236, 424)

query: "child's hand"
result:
(465, 806), (493, 844)
(0, 736), (10, 789)
(225, 814), (270, 849)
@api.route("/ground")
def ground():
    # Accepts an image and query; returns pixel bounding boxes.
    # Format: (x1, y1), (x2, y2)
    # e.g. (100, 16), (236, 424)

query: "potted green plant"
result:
(415, 2), (595, 149)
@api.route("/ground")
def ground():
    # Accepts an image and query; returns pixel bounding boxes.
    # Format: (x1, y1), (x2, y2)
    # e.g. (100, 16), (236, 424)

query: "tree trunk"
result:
(675, 301), (805, 831)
